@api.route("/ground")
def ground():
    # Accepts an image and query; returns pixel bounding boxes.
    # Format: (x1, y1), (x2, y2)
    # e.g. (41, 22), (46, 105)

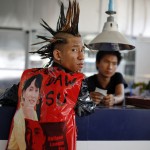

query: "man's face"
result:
(97, 54), (118, 78)
(54, 35), (85, 72)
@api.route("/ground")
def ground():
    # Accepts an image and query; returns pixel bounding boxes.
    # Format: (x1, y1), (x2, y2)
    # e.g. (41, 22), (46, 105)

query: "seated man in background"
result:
(87, 50), (127, 107)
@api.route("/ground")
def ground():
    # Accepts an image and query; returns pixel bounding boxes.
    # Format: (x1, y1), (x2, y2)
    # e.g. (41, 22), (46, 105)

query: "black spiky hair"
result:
(31, 0), (80, 65)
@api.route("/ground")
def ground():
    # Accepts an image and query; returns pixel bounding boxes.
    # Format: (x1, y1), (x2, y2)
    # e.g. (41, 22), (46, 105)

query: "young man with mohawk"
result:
(4, 0), (96, 150)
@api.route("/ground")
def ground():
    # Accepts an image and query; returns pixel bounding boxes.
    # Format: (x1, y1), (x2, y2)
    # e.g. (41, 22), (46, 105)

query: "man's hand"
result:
(90, 92), (104, 105)
(102, 94), (115, 107)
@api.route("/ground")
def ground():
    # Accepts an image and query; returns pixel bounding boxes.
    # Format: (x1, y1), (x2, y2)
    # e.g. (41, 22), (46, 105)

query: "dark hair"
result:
(96, 51), (122, 69)
(31, 0), (80, 66)
(22, 74), (43, 92)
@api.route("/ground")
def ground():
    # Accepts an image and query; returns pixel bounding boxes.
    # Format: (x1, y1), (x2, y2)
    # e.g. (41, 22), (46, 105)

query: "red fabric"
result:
(8, 67), (84, 150)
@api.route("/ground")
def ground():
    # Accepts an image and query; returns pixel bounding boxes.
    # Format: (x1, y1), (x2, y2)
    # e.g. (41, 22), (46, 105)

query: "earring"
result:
(59, 58), (61, 64)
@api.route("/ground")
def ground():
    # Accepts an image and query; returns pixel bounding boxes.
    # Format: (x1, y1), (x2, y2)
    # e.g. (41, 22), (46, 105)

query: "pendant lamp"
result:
(88, 0), (135, 51)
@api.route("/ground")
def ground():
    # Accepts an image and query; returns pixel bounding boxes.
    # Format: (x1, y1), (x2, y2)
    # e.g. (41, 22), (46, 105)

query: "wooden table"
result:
(126, 96), (150, 109)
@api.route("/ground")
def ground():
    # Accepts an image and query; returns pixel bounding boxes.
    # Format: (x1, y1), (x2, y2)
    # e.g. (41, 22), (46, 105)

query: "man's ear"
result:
(53, 49), (61, 61)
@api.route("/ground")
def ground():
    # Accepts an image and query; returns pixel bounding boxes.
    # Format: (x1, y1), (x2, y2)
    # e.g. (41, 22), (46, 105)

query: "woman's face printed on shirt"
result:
(22, 79), (40, 108)
(97, 54), (118, 78)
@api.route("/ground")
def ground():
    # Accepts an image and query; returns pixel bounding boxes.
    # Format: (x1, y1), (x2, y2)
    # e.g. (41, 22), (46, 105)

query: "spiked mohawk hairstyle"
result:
(31, 0), (80, 65)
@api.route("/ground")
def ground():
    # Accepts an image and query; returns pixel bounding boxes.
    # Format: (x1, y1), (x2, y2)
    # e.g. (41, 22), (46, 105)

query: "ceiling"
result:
(0, 0), (150, 38)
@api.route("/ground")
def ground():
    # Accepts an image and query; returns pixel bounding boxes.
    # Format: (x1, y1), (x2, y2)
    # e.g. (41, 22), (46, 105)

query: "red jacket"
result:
(7, 63), (95, 150)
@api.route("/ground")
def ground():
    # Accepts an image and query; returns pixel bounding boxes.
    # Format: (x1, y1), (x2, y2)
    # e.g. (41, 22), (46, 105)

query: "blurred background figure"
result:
(87, 51), (127, 107)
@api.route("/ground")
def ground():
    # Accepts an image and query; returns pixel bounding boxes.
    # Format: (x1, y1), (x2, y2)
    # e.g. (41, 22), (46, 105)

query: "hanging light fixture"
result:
(88, 0), (135, 51)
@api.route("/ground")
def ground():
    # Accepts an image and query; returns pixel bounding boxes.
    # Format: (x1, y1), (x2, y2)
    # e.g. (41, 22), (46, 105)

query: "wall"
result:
(134, 38), (150, 83)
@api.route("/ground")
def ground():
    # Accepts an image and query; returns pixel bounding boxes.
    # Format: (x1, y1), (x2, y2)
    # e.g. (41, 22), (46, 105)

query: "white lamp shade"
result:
(88, 16), (135, 51)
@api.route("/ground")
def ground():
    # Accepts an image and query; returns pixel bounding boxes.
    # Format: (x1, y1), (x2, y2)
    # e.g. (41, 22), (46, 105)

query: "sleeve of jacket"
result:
(75, 78), (96, 117)
(0, 84), (19, 106)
